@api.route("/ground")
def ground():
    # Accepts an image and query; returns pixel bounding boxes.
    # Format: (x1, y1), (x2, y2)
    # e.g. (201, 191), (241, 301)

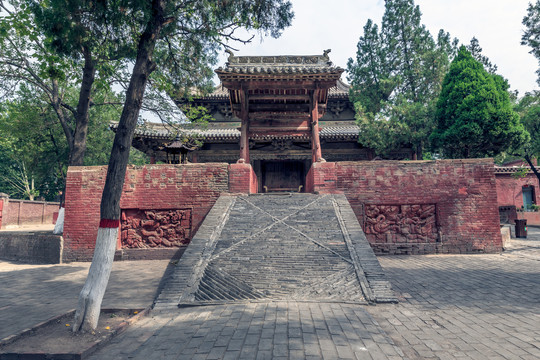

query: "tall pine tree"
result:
(431, 46), (528, 158)
(347, 0), (455, 159)
(522, 0), (540, 85)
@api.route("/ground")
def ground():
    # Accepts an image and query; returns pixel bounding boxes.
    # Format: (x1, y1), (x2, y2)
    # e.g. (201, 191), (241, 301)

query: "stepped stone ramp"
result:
(154, 193), (396, 309)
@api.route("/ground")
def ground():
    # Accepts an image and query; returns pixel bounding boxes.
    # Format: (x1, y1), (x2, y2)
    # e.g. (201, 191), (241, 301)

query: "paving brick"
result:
(367, 247), (540, 360)
(5, 207), (540, 360)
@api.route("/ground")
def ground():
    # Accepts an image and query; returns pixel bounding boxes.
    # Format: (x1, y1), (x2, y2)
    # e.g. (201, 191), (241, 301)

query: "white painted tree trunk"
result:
(73, 227), (118, 332)
(72, 0), (166, 332)
(53, 207), (65, 234)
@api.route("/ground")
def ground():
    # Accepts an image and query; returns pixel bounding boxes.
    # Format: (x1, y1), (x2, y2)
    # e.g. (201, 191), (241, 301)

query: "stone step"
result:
(154, 193), (397, 308)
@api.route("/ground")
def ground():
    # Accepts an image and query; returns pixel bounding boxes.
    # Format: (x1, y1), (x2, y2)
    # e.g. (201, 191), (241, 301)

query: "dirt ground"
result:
(0, 309), (140, 355)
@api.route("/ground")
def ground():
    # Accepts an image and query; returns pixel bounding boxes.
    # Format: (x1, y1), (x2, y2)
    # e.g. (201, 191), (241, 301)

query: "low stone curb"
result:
(175, 298), (371, 308)
(0, 307), (150, 360)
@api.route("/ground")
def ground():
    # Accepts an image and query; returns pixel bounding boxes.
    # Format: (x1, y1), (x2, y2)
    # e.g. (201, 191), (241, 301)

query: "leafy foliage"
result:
(346, 19), (394, 116)
(467, 37), (498, 74)
(431, 47), (529, 158)
(0, 87), (68, 200)
(515, 91), (540, 157)
(509, 91), (540, 184)
(0, 85), (146, 200)
(522, 0), (540, 86)
(347, 0), (456, 158)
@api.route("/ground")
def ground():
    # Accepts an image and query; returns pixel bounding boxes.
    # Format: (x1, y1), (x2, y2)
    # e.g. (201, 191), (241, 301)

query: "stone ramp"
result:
(154, 193), (396, 309)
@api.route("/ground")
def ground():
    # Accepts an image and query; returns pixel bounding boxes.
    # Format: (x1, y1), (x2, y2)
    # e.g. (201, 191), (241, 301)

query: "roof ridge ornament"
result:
(323, 49), (331, 60)
(323, 49), (333, 66)
(225, 49), (235, 64)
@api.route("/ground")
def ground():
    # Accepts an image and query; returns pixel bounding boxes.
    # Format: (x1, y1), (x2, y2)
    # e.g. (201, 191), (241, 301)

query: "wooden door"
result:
(262, 161), (304, 192)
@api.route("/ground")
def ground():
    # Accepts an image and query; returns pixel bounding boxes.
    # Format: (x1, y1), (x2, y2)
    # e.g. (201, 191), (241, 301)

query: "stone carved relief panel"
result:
(121, 209), (192, 248)
(363, 204), (438, 243)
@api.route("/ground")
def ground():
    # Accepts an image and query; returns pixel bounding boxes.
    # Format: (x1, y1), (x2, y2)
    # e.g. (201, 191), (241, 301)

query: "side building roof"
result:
(111, 122), (360, 142)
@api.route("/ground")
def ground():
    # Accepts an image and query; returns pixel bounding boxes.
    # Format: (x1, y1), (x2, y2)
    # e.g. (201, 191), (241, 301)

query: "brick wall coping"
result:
(494, 167), (534, 174)
(336, 158), (494, 165)
(2, 199), (60, 205)
(67, 163), (230, 172)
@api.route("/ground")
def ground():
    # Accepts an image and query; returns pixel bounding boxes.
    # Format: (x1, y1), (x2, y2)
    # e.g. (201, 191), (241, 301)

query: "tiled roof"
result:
(216, 51), (344, 80)
(114, 123), (359, 141)
(197, 80), (350, 101)
(193, 84), (229, 100)
(217, 65), (343, 75)
(328, 80), (350, 97)
(321, 125), (359, 138)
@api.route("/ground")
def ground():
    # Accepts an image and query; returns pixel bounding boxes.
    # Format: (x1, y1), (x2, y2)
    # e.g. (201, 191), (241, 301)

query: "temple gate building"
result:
(63, 52), (502, 262)
(121, 51), (413, 193)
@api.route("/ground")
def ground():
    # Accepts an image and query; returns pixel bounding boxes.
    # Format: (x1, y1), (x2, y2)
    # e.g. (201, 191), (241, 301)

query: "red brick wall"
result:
(306, 162), (338, 193)
(310, 159), (502, 254)
(496, 173), (540, 225)
(64, 160), (502, 259)
(496, 173), (540, 208)
(520, 211), (540, 225)
(0, 199), (59, 229)
(229, 163), (258, 194)
(63, 164), (229, 261)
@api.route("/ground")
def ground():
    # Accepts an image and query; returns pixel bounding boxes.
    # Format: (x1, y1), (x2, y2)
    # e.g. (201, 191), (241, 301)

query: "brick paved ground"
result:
(2, 227), (539, 359)
(156, 194), (394, 308)
(369, 253), (540, 359)
(0, 260), (171, 340)
(90, 229), (540, 360)
(89, 302), (403, 360)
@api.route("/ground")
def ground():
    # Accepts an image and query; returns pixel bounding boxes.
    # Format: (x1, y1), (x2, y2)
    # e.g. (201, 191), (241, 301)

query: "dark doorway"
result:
(261, 161), (305, 192)
(522, 186), (535, 210)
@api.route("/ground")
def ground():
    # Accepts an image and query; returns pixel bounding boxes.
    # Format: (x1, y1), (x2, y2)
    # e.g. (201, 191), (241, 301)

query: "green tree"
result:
(522, 0), (540, 85)
(0, 93), (67, 201)
(0, 0), (125, 168)
(0, 134), (41, 200)
(519, 1), (540, 184)
(516, 92), (540, 155)
(346, 19), (395, 116)
(513, 91), (540, 184)
(31, 0), (294, 332)
(431, 46), (529, 158)
(347, 0), (456, 159)
(467, 37), (498, 74)
(0, 81), (146, 200)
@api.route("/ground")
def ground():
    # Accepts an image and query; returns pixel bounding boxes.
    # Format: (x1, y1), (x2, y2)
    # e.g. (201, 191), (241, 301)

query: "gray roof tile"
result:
(114, 123), (359, 141)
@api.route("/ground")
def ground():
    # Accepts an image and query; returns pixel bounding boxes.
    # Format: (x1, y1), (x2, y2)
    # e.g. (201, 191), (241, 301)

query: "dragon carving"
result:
(121, 209), (192, 248)
(364, 204), (437, 243)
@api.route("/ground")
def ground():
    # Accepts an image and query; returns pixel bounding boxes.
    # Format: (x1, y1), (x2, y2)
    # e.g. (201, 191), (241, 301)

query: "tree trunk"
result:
(524, 154), (540, 188)
(73, 0), (167, 333)
(415, 144), (423, 160)
(29, 178), (35, 201)
(69, 45), (96, 167)
(53, 207), (64, 235)
(53, 48), (97, 234)
(50, 79), (74, 156)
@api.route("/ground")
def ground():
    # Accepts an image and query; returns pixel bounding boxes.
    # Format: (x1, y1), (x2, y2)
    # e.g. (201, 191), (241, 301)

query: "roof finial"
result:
(225, 49), (235, 63)
(323, 49), (331, 60)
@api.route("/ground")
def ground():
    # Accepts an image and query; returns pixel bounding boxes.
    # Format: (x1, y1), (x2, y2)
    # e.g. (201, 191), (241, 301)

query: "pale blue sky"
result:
(218, 0), (538, 96)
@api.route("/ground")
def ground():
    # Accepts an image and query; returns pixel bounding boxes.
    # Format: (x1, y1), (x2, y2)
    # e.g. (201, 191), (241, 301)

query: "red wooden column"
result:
(310, 89), (323, 163)
(238, 89), (250, 163)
